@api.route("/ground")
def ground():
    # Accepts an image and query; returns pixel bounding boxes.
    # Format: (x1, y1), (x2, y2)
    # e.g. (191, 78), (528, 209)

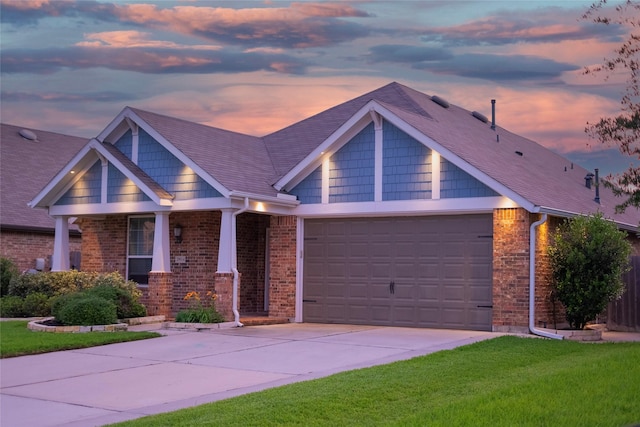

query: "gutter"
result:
(231, 197), (250, 327)
(529, 213), (563, 340)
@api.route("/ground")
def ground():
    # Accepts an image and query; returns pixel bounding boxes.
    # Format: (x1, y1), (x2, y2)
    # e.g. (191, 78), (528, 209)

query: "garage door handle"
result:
(389, 281), (395, 295)
(476, 305), (493, 308)
(303, 299), (317, 303)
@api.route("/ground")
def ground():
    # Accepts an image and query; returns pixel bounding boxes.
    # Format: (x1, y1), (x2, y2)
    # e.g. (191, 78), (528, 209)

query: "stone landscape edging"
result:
(27, 315), (166, 333)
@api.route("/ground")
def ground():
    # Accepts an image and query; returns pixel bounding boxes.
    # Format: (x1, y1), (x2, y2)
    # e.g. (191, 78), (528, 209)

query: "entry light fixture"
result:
(174, 224), (183, 243)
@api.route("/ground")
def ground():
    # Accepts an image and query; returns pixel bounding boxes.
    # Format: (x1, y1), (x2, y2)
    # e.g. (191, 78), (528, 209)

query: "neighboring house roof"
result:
(1, 123), (87, 232)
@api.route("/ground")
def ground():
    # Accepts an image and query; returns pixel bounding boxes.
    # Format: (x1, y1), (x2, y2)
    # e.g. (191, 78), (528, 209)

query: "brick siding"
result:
(0, 230), (81, 272)
(79, 216), (128, 276)
(267, 215), (297, 318)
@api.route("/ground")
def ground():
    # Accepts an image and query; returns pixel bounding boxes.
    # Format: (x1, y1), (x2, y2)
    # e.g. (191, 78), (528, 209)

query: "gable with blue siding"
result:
(114, 130), (132, 159)
(329, 123), (375, 203)
(113, 129), (221, 200)
(291, 166), (321, 204)
(382, 120), (432, 200)
(107, 164), (151, 203)
(55, 161), (102, 205)
(440, 159), (499, 198)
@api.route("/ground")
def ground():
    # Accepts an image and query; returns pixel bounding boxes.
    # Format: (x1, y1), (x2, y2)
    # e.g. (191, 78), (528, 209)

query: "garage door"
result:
(303, 215), (493, 330)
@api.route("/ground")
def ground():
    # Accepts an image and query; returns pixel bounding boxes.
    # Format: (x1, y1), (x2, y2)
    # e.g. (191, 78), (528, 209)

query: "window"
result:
(127, 216), (155, 285)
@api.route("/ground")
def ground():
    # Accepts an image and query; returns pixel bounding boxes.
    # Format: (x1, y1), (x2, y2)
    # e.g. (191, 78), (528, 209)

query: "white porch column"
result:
(51, 216), (70, 271)
(217, 208), (234, 273)
(151, 211), (171, 273)
(370, 110), (383, 202)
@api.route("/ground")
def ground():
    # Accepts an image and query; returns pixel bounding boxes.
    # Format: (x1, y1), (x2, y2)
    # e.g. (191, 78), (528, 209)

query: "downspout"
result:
(529, 213), (564, 340)
(231, 197), (250, 327)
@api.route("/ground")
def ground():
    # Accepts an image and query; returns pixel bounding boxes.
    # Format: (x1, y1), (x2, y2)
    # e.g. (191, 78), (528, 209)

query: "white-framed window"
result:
(127, 216), (155, 285)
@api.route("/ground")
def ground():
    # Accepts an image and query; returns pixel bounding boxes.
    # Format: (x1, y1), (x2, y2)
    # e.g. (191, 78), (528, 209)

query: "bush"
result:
(548, 213), (632, 329)
(93, 272), (142, 301)
(22, 293), (51, 317)
(57, 296), (118, 326)
(9, 270), (95, 298)
(0, 295), (26, 317)
(85, 284), (146, 319)
(1, 258), (19, 297)
(51, 292), (86, 320)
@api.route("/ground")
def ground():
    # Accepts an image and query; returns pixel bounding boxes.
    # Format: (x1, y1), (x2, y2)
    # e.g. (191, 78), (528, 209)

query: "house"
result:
(1, 124), (87, 272)
(29, 82), (640, 333)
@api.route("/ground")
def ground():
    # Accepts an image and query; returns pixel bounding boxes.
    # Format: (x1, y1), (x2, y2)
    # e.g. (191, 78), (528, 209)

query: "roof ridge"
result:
(128, 107), (258, 139)
(385, 82), (433, 119)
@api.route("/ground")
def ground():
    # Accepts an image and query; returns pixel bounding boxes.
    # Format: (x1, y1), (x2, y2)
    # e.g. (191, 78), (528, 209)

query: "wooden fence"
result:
(607, 256), (640, 332)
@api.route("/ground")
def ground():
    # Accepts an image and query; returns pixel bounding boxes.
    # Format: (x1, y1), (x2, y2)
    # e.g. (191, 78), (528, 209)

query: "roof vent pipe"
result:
(585, 173), (594, 189)
(491, 99), (496, 130)
(594, 168), (600, 204)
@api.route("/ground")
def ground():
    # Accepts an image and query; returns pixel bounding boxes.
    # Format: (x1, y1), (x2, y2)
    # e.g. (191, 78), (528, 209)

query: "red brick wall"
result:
(532, 215), (567, 329)
(492, 208), (531, 332)
(0, 230), (81, 272)
(169, 211), (220, 315)
(268, 215), (297, 318)
(79, 216), (127, 276)
(237, 213), (269, 313)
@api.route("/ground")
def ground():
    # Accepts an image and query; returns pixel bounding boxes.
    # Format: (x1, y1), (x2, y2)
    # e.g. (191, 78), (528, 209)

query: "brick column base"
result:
(214, 272), (240, 321)
(147, 272), (173, 318)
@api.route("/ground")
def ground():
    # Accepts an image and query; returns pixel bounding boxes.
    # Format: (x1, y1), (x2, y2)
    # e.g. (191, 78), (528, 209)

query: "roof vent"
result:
(472, 111), (488, 123)
(431, 95), (450, 108)
(515, 151), (523, 157)
(585, 173), (594, 189)
(19, 129), (38, 141)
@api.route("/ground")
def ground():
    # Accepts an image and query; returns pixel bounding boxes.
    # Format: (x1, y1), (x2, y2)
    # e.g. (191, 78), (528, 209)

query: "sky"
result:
(1, 0), (637, 177)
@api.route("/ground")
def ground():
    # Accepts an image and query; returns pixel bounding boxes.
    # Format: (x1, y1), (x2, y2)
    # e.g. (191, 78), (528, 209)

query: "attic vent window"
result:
(19, 129), (38, 141)
(472, 111), (488, 123)
(431, 95), (450, 108)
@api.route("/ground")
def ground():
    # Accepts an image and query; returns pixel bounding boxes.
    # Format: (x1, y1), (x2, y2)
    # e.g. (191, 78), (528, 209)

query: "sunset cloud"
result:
(420, 7), (624, 47)
(1, 46), (308, 75)
(0, 0), (632, 176)
(76, 30), (221, 50)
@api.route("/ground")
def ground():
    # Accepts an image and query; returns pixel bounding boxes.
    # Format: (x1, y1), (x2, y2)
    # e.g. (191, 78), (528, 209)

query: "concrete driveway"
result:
(0, 324), (498, 427)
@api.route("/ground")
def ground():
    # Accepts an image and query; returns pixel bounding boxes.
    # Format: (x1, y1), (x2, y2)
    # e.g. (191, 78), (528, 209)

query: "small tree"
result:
(548, 213), (632, 329)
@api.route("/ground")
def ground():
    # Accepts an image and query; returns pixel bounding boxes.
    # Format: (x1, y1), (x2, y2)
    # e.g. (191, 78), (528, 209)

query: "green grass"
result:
(112, 336), (640, 427)
(0, 320), (161, 358)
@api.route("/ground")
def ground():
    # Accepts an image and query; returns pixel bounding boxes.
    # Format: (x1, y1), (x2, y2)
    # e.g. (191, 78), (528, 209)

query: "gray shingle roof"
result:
(1, 123), (87, 231)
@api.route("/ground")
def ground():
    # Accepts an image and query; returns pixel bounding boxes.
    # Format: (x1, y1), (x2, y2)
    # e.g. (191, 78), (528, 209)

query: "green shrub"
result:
(22, 293), (51, 317)
(0, 295), (26, 317)
(9, 270), (95, 298)
(93, 272), (142, 301)
(51, 292), (86, 320)
(85, 284), (146, 319)
(1, 258), (19, 297)
(57, 296), (118, 326)
(548, 213), (632, 329)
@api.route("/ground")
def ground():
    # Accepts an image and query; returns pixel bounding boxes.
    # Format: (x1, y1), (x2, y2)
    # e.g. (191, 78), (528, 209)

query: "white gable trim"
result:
(30, 139), (173, 210)
(30, 142), (97, 208)
(275, 105), (374, 192)
(98, 108), (230, 198)
(276, 100), (537, 213)
(293, 196), (519, 218)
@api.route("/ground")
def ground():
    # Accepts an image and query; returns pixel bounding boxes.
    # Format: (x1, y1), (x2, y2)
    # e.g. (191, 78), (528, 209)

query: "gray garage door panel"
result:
(303, 215), (493, 331)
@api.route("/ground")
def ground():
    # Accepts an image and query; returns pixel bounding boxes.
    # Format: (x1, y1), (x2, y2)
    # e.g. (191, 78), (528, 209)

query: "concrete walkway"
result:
(0, 324), (499, 427)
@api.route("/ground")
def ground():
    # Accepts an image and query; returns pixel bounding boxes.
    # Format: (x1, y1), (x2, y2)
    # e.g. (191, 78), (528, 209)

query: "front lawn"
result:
(112, 336), (640, 426)
(0, 320), (161, 358)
